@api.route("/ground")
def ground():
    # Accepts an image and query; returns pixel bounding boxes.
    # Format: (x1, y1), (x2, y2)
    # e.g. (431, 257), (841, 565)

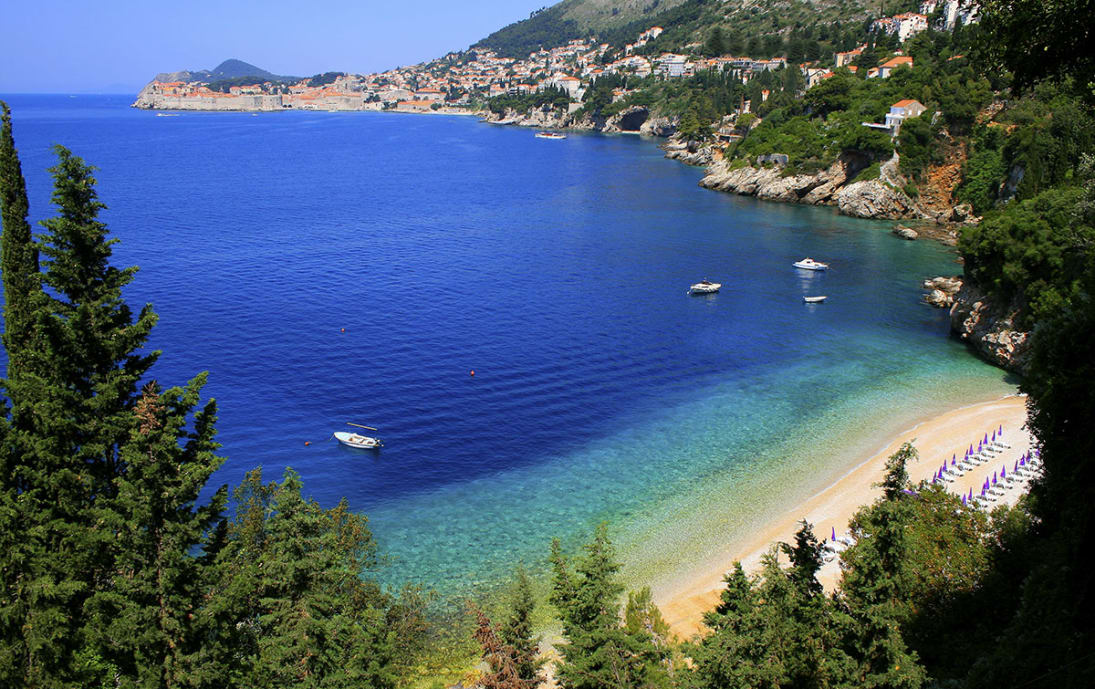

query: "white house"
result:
(656, 54), (690, 78)
(885, 99), (927, 133)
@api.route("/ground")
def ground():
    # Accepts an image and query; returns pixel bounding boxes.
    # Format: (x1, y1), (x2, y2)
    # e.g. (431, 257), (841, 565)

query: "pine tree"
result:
(472, 605), (531, 689)
(211, 468), (406, 689)
(839, 444), (926, 688)
(782, 519), (824, 597)
(549, 524), (666, 689)
(500, 564), (544, 687)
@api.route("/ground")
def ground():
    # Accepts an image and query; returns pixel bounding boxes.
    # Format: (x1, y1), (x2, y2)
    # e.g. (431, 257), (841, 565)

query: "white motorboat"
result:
(688, 279), (721, 294)
(793, 257), (829, 271)
(535, 131), (567, 139)
(334, 423), (382, 450)
(803, 295), (827, 303)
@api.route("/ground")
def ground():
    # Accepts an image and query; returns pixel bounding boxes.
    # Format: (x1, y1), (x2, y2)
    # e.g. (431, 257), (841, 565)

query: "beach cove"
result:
(3, 94), (1016, 605)
(653, 394), (1030, 638)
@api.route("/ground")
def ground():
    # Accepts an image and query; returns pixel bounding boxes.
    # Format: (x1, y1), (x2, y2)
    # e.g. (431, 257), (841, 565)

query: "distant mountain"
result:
(151, 59), (299, 85)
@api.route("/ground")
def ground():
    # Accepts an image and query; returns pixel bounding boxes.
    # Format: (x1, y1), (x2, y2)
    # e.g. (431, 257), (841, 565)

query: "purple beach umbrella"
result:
(951, 457), (957, 467)
(832, 526), (836, 541)
(1001, 466), (1007, 479)
(1014, 460), (1019, 472)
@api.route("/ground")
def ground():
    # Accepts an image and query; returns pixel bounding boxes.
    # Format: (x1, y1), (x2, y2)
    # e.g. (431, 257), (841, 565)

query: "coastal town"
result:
(134, 0), (978, 115)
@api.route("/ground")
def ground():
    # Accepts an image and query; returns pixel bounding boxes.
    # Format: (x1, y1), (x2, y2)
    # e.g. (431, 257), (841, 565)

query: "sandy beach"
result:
(655, 394), (1033, 640)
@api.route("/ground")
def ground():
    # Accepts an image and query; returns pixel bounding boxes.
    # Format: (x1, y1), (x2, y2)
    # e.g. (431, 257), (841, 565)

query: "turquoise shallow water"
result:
(1, 94), (1013, 598)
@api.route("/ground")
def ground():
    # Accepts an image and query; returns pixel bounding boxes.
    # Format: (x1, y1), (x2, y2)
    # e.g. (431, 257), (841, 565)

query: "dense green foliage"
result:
(473, 6), (581, 58)
(307, 71), (347, 88)
(975, 0), (1095, 103)
(0, 108), (428, 687)
(549, 524), (675, 689)
(488, 86), (572, 115)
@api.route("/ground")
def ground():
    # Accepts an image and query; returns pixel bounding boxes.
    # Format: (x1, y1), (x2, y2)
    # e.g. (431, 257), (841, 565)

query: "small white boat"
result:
(535, 131), (567, 139)
(334, 423), (382, 450)
(803, 295), (827, 303)
(688, 279), (721, 295)
(793, 257), (829, 271)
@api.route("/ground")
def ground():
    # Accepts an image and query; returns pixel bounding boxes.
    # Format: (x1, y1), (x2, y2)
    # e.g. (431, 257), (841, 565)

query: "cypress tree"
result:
(0, 101), (40, 366)
(0, 98), (41, 689)
(82, 377), (228, 688)
(0, 144), (159, 686)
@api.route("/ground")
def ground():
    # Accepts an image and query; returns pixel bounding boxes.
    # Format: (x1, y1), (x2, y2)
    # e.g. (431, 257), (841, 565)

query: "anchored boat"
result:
(793, 257), (829, 271)
(535, 131), (567, 139)
(688, 279), (722, 295)
(334, 423), (383, 450)
(803, 295), (828, 303)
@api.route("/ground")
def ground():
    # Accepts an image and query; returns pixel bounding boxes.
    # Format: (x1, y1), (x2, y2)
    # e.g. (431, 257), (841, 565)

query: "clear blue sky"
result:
(0, 0), (552, 93)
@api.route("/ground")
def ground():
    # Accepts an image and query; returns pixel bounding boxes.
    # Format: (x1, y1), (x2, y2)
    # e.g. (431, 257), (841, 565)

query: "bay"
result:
(1, 94), (1013, 595)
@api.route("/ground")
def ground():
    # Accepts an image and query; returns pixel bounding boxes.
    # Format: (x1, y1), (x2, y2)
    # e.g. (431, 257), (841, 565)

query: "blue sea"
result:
(1, 94), (1014, 597)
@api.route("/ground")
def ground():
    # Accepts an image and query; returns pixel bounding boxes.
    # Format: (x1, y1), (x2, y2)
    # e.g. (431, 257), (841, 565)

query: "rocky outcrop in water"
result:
(923, 276), (963, 307)
(663, 141), (715, 166)
(948, 280), (1031, 373)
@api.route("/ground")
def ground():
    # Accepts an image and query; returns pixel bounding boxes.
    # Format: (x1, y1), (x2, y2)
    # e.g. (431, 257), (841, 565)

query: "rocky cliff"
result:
(695, 149), (985, 223)
(698, 152), (928, 219)
(946, 279), (1031, 373)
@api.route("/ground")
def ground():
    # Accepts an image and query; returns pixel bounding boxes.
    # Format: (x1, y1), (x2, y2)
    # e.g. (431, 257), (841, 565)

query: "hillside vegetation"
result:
(476, 0), (888, 57)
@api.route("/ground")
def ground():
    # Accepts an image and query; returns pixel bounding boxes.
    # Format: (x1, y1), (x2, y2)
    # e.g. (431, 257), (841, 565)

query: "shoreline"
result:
(654, 393), (1031, 640)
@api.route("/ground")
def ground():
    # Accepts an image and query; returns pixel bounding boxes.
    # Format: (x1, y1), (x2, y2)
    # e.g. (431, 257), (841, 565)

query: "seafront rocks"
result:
(894, 226), (920, 240)
(603, 105), (650, 133)
(922, 276), (963, 307)
(948, 280), (1031, 373)
(698, 151), (953, 221)
(698, 152), (914, 213)
(836, 179), (920, 219)
(664, 141), (716, 166)
(484, 105), (679, 139)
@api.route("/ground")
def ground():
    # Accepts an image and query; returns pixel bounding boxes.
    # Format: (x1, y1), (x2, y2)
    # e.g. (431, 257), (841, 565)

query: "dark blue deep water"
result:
(1, 94), (1011, 593)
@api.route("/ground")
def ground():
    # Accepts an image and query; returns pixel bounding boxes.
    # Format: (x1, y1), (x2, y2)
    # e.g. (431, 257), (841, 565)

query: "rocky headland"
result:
(921, 276), (1031, 373)
(694, 151), (978, 223)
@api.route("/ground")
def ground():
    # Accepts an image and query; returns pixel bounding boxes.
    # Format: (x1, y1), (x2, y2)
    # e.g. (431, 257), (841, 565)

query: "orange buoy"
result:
(304, 441), (311, 446)
(340, 328), (345, 333)
(470, 370), (475, 377)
